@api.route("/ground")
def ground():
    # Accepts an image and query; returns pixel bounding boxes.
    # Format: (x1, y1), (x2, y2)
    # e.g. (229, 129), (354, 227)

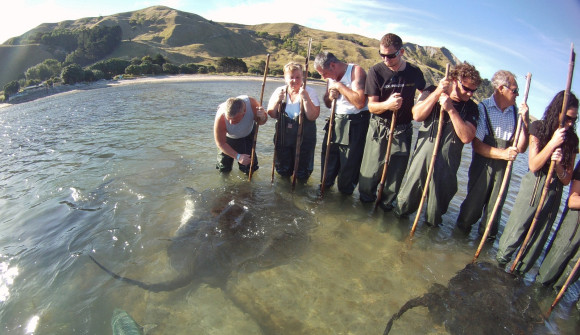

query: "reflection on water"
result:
(0, 79), (578, 334)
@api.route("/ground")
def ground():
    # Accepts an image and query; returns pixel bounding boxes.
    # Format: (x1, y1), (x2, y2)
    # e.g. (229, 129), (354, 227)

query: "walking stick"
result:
(271, 86), (287, 184)
(510, 43), (575, 273)
(291, 38), (312, 191)
(320, 82), (336, 198)
(373, 109), (398, 211)
(409, 64), (450, 238)
(547, 255), (580, 316)
(249, 54), (270, 181)
(472, 72), (531, 263)
(373, 77), (407, 211)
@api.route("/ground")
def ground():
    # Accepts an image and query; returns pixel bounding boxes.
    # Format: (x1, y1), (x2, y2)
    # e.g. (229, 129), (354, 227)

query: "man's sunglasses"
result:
(565, 115), (578, 123)
(379, 49), (401, 59)
(459, 80), (477, 93)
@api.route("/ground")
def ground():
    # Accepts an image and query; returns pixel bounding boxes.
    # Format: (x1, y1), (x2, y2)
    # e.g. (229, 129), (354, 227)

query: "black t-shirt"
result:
(418, 85), (479, 127)
(573, 160), (580, 181)
(365, 61), (426, 125)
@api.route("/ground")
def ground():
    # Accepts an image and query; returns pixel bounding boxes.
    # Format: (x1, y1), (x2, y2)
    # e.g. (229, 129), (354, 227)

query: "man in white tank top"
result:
(214, 95), (267, 174)
(314, 52), (369, 195)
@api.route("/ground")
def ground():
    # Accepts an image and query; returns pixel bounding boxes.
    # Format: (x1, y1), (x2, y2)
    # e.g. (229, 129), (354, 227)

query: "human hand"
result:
(386, 92), (402, 111)
(439, 93), (453, 112)
(548, 128), (566, 149)
(438, 78), (451, 94)
(551, 148), (563, 164)
(238, 153), (251, 165)
(504, 146), (519, 161)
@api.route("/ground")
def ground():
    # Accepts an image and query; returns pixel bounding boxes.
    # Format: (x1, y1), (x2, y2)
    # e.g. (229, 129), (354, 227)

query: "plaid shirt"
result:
(475, 96), (517, 142)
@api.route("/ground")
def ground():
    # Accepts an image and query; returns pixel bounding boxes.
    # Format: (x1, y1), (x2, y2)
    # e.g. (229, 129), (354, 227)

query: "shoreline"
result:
(0, 73), (324, 109)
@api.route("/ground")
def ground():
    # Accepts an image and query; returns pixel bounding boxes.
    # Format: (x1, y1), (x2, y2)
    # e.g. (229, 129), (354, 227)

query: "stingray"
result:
(383, 262), (545, 335)
(90, 185), (315, 292)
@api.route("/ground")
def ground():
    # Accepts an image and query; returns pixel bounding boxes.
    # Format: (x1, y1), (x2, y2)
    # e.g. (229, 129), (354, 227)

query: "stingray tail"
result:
(383, 294), (433, 335)
(89, 255), (193, 292)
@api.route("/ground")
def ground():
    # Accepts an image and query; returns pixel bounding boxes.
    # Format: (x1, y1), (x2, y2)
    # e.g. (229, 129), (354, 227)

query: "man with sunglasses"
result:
(394, 62), (481, 227)
(456, 70), (529, 238)
(358, 33), (426, 209)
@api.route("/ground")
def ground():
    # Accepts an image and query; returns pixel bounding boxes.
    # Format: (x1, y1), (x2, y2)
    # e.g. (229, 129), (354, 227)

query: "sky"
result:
(1, 0), (579, 119)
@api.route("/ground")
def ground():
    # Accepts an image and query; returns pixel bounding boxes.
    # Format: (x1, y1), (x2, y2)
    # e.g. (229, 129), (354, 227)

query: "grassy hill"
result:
(1, 5), (493, 100)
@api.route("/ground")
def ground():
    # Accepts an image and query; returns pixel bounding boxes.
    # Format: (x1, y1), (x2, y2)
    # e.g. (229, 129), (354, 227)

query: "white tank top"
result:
(331, 64), (368, 115)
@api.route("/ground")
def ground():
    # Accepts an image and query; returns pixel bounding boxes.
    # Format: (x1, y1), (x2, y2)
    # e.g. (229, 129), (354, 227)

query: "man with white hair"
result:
(456, 70), (529, 238)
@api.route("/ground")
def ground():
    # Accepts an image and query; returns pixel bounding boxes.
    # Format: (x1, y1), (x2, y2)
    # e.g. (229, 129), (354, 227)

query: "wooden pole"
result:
(547, 255), (580, 316)
(271, 85), (287, 184)
(373, 111), (398, 211)
(248, 54), (270, 181)
(472, 72), (531, 263)
(510, 43), (575, 273)
(373, 76), (407, 211)
(409, 63), (450, 237)
(320, 83), (336, 198)
(291, 38), (312, 191)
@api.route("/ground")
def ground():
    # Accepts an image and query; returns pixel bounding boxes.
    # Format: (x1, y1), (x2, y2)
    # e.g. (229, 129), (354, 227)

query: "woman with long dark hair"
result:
(496, 90), (579, 274)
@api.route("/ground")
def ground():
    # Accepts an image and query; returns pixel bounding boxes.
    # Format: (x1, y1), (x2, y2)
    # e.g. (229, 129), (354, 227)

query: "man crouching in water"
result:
(214, 96), (267, 174)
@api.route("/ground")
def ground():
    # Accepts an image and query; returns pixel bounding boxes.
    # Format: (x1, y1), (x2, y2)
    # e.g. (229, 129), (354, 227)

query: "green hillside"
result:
(1, 5), (493, 100)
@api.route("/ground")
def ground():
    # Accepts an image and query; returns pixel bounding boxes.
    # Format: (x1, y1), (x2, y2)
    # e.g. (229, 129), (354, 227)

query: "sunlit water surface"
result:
(1, 79), (579, 334)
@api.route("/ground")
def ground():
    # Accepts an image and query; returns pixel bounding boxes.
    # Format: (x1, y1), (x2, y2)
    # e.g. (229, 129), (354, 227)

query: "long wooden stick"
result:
(320, 83), (336, 198)
(409, 64), (450, 237)
(472, 72), (531, 263)
(510, 43), (575, 273)
(373, 77), (407, 211)
(248, 54), (270, 181)
(548, 254), (580, 316)
(291, 38), (312, 191)
(373, 110), (398, 211)
(271, 85), (288, 184)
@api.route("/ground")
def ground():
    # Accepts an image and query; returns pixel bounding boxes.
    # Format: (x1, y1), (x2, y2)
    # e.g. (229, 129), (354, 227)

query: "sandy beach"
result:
(0, 73), (317, 109)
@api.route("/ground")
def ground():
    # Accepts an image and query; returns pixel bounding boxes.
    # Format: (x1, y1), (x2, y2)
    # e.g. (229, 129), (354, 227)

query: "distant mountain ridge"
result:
(0, 5), (492, 99)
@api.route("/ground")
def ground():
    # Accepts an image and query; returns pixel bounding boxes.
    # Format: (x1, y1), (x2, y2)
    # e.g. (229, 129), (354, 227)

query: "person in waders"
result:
(537, 158), (580, 293)
(314, 51), (369, 195)
(267, 62), (320, 181)
(214, 96), (267, 174)
(358, 33), (426, 209)
(394, 62), (481, 227)
(456, 70), (529, 239)
(496, 91), (578, 274)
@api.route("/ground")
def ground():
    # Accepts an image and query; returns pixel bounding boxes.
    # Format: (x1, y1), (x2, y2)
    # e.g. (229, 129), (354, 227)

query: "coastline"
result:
(0, 73), (323, 109)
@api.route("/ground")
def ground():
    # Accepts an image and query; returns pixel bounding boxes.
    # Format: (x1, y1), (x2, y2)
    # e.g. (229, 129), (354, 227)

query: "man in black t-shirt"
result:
(359, 33), (426, 209)
(394, 62), (482, 227)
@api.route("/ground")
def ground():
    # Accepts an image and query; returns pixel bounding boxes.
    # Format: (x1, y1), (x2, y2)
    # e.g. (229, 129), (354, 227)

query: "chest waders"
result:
(458, 105), (517, 235)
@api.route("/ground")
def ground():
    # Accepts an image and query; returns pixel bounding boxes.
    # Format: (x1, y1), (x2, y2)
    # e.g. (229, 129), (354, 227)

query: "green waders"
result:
(321, 111), (369, 195)
(395, 116), (465, 226)
(496, 171), (563, 273)
(358, 115), (412, 206)
(537, 207), (580, 289)
(457, 105), (516, 236)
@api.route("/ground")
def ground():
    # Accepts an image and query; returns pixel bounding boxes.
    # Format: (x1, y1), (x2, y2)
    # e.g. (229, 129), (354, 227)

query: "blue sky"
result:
(1, 0), (579, 119)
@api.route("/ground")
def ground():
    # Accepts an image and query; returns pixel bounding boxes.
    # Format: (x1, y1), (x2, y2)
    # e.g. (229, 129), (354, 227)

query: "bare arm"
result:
(412, 79), (450, 122)
(300, 88), (320, 121)
(439, 94), (476, 143)
(328, 65), (367, 110)
(528, 129), (565, 172)
(568, 177), (580, 209)
(249, 97), (267, 125)
(213, 113), (251, 165)
(368, 93), (402, 115)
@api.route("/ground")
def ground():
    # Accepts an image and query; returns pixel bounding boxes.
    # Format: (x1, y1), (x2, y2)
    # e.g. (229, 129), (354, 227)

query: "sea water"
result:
(0, 78), (578, 334)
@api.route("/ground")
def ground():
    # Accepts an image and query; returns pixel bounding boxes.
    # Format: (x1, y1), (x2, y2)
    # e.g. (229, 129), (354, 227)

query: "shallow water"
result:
(0, 79), (578, 334)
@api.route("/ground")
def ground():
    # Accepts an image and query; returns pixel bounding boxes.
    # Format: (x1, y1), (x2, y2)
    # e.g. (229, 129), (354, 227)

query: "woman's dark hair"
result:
(536, 90), (579, 168)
